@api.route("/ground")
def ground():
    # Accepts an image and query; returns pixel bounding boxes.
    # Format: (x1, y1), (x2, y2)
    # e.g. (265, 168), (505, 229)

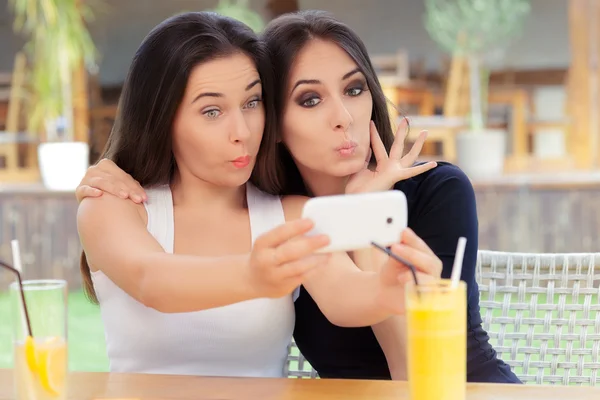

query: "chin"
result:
(213, 169), (253, 188)
(327, 157), (365, 177)
(230, 173), (254, 188)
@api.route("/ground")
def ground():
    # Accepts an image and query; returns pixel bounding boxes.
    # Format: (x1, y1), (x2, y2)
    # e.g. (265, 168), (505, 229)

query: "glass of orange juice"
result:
(10, 279), (68, 400)
(406, 279), (466, 400)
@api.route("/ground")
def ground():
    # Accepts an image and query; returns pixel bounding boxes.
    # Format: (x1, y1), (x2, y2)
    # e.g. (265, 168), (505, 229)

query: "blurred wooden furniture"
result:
(505, 88), (573, 173)
(0, 52), (39, 182)
(372, 50), (410, 86)
(385, 47), (580, 172)
(372, 50), (412, 127)
(88, 71), (118, 161)
(72, 60), (90, 144)
(566, 0), (598, 169)
(399, 54), (473, 162)
(1, 369), (600, 400)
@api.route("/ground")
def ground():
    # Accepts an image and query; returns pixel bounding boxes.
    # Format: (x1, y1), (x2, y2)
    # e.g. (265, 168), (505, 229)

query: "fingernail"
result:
(132, 194), (142, 203)
(119, 191), (128, 198)
(93, 189), (102, 196)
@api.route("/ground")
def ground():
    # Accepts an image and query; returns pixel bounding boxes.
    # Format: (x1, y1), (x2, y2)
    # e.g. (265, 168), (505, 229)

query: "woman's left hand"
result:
(346, 118), (437, 194)
(376, 228), (443, 315)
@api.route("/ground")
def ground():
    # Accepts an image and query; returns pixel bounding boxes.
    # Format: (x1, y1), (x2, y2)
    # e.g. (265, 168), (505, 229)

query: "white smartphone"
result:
(301, 190), (408, 253)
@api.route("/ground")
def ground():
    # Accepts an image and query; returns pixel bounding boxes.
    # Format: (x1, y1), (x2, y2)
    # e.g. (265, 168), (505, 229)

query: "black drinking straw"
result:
(0, 260), (33, 337)
(371, 242), (420, 287)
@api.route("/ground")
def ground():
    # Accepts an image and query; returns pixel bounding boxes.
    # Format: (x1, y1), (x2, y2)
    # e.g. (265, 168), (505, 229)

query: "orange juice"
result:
(9, 279), (68, 400)
(13, 336), (68, 400)
(406, 280), (466, 400)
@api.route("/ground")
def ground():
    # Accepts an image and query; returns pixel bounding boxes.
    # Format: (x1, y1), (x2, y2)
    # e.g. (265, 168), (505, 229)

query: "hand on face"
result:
(375, 227), (443, 315)
(345, 118), (437, 194)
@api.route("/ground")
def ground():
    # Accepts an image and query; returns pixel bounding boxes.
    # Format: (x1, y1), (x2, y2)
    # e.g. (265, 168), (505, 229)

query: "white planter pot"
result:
(38, 142), (89, 191)
(455, 129), (506, 180)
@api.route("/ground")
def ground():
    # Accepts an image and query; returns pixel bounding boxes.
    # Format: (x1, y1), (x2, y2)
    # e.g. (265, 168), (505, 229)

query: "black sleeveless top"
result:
(293, 162), (521, 383)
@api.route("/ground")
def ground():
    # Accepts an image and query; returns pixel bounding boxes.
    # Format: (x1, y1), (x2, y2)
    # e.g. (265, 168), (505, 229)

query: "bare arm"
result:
(77, 193), (327, 313)
(352, 226), (443, 380)
(353, 248), (408, 381)
(302, 252), (389, 327)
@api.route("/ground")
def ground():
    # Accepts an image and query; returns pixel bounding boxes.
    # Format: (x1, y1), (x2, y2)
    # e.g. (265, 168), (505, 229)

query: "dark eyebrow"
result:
(343, 68), (362, 80)
(191, 79), (261, 104)
(246, 79), (261, 90)
(291, 79), (320, 93)
(192, 92), (222, 104)
(290, 68), (363, 94)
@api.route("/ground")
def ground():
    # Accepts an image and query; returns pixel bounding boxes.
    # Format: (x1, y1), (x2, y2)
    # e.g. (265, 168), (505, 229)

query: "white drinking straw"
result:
(11, 240), (29, 336)
(450, 237), (467, 289)
(11, 240), (23, 273)
(11, 240), (39, 400)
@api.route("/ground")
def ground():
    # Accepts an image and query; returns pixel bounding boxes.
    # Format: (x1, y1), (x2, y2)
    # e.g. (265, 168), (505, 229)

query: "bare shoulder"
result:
(281, 195), (310, 221)
(77, 194), (147, 231)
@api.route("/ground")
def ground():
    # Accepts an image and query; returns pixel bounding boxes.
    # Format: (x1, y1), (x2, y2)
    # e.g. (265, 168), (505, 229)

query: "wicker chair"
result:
(477, 250), (600, 386)
(284, 250), (600, 386)
(283, 341), (318, 379)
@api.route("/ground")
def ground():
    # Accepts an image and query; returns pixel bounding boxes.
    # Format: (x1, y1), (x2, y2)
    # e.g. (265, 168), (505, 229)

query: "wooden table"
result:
(2, 369), (600, 400)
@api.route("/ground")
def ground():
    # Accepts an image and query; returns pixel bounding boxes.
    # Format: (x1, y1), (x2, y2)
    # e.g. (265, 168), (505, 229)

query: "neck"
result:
(170, 170), (246, 211)
(298, 166), (348, 197)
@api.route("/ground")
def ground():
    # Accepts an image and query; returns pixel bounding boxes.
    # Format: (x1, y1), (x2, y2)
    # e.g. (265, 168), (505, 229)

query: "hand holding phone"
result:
(249, 219), (331, 298)
(301, 191), (408, 253)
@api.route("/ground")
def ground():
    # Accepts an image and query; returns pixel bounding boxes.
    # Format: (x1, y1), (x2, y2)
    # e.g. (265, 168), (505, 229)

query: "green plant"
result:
(207, 0), (265, 32)
(8, 0), (100, 141)
(424, 0), (531, 132)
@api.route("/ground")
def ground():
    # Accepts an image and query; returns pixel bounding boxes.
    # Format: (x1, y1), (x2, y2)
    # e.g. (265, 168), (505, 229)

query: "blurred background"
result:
(0, 0), (598, 374)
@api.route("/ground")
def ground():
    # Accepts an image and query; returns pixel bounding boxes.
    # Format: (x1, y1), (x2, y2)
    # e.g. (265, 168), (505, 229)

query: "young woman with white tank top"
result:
(77, 12), (441, 379)
(91, 184), (296, 376)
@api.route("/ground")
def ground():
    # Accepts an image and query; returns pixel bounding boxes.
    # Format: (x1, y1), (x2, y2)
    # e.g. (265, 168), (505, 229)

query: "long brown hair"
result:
(260, 10), (397, 196)
(80, 12), (277, 303)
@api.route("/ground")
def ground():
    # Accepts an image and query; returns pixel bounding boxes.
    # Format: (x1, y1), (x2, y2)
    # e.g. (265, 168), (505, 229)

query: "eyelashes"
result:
(200, 96), (263, 119)
(295, 80), (369, 108)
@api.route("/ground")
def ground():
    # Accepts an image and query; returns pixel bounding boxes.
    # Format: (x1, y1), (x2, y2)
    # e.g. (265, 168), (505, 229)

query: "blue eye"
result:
(203, 109), (221, 119)
(346, 87), (363, 96)
(300, 97), (322, 108)
(245, 99), (262, 109)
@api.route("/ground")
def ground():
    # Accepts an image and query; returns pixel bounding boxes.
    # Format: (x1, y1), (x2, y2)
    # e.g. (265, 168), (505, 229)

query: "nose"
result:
(229, 110), (252, 143)
(329, 96), (353, 132)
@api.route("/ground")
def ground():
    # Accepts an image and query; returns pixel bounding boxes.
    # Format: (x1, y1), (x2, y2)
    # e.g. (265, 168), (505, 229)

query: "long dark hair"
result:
(260, 10), (396, 196)
(80, 11), (277, 303)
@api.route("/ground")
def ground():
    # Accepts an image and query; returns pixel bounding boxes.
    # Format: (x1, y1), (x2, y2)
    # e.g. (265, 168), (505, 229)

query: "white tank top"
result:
(91, 183), (296, 377)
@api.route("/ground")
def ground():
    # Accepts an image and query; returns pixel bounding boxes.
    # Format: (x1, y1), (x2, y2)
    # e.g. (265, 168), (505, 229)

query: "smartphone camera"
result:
(386, 217), (393, 225)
